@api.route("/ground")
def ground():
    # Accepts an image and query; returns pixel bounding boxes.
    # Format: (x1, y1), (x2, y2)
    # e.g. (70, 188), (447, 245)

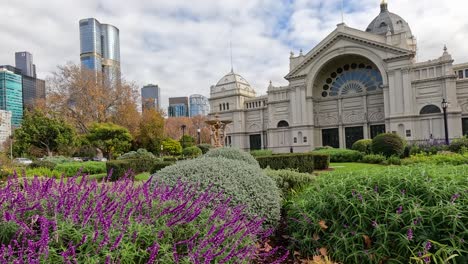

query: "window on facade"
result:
(293, 137), (297, 143)
(303, 137), (308, 143)
(420, 105), (441, 115)
(226, 103), (229, 110)
(219, 104), (222, 111)
(406, 130), (412, 137)
(465, 69), (468, 79)
(277, 120), (289, 128)
(458, 70), (464, 79)
(462, 118), (468, 136)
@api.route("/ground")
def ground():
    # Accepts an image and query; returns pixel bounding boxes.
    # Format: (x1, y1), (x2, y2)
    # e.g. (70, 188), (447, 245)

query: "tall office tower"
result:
(15, 52), (35, 78)
(0, 68), (23, 127)
(79, 18), (121, 85)
(141, 84), (161, 111)
(0, 110), (12, 150)
(168, 97), (189, 117)
(189, 94), (210, 117)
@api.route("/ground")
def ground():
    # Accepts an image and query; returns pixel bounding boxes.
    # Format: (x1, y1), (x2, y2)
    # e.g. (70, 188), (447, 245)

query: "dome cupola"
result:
(366, 0), (412, 37)
(211, 70), (256, 95)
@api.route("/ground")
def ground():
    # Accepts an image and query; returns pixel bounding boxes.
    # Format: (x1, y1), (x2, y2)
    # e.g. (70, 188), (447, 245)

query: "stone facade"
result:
(208, 2), (468, 152)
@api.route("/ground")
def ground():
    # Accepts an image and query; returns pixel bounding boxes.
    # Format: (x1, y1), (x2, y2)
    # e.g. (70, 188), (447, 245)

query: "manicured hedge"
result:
(312, 148), (363, 162)
(264, 168), (315, 197)
(106, 159), (174, 181)
(256, 153), (329, 173)
(54, 161), (106, 177)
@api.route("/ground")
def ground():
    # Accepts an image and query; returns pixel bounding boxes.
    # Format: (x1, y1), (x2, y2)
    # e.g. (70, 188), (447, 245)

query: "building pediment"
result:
(285, 24), (415, 80)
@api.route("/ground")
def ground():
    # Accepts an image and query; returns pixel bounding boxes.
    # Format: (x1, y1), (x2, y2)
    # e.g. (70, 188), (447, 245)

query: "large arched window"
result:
(420, 105), (441, 115)
(277, 120), (289, 128)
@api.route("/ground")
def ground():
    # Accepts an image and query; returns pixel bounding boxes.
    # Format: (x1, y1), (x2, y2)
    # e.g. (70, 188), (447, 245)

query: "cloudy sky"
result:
(1, 0), (468, 109)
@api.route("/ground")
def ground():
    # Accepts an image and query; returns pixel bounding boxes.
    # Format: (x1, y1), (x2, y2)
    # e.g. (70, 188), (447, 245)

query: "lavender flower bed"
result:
(0, 174), (287, 263)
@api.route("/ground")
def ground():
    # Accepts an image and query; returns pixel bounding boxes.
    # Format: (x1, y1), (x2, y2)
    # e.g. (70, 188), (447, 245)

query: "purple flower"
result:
(401, 189), (406, 195)
(451, 193), (460, 203)
(357, 194), (363, 202)
(407, 229), (413, 241)
(396, 205), (403, 215)
(425, 241), (432, 251)
(371, 220), (378, 228)
(374, 185), (379, 193)
(413, 217), (422, 225)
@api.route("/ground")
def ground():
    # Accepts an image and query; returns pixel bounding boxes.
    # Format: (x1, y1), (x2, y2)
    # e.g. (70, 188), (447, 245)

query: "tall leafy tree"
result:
(87, 123), (132, 160)
(137, 109), (165, 154)
(13, 110), (76, 157)
(46, 63), (140, 135)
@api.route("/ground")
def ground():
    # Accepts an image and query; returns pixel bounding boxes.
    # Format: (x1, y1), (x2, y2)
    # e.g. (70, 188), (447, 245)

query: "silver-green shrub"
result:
(204, 147), (259, 166)
(152, 157), (281, 227)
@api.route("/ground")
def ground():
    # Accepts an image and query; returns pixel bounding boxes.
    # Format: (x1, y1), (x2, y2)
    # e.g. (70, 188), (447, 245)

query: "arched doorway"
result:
(313, 54), (385, 148)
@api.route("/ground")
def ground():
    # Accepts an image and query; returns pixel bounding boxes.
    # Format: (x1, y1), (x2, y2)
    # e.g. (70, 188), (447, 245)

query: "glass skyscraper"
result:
(141, 84), (161, 111)
(189, 94), (209, 117)
(168, 97), (189, 117)
(0, 68), (23, 127)
(79, 18), (120, 85)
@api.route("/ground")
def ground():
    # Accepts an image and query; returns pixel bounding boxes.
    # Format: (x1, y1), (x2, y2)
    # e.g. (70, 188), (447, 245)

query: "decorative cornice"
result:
(285, 32), (414, 80)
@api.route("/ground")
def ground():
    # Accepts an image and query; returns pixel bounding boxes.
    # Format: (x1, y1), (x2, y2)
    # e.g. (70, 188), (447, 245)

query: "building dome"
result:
(212, 70), (255, 93)
(366, 1), (412, 37)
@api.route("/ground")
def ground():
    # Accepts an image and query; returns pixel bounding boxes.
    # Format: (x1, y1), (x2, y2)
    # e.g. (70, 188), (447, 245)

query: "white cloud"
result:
(1, 0), (467, 110)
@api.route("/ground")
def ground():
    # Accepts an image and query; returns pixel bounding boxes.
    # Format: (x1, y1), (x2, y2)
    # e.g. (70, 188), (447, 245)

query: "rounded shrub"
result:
(182, 146), (202, 159)
(204, 147), (259, 166)
(153, 157), (281, 227)
(196, 144), (212, 154)
(352, 139), (372, 154)
(371, 133), (405, 157)
(449, 136), (468, 153)
(362, 154), (386, 164)
(29, 160), (56, 170)
(117, 148), (156, 160)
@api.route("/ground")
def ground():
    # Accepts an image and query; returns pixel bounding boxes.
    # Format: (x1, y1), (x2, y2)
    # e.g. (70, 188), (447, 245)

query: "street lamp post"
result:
(197, 128), (201, 144)
(441, 99), (449, 145)
(9, 135), (13, 160)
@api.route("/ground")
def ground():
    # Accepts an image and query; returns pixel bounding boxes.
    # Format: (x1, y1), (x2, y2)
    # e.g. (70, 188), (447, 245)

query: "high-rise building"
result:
(0, 68), (23, 127)
(189, 94), (209, 117)
(15, 51), (35, 78)
(141, 84), (161, 111)
(0, 110), (12, 150)
(168, 97), (189, 117)
(79, 18), (121, 84)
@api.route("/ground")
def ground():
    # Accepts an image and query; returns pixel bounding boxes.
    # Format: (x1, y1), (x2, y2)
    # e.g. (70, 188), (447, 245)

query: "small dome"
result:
(366, 1), (412, 36)
(213, 70), (255, 93)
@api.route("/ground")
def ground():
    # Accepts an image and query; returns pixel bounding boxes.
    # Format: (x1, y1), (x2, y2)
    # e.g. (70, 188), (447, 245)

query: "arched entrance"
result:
(312, 54), (386, 148)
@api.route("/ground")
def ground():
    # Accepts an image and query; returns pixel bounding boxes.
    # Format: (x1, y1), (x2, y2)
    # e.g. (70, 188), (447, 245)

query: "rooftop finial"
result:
(443, 45), (447, 52)
(380, 0), (388, 12)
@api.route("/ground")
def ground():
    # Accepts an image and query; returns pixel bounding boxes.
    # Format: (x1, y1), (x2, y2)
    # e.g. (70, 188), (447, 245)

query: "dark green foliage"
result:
(29, 160), (57, 170)
(117, 148), (156, 160)
(162, 156), (178, 162)
(449, 136), (468, 153)
(314, 146), (334, 151)
(106, 159), (174, 181)
(313, 148), (363, 162)
(204, 147), (259, 166)
(264, 168), (315, 197)
(54, 162), (106, 177)
(87, 123), (133, 160)
(13, 110), (77, 157)
(352, 139), (373, 154)
(153, 157), (282, 227)
(182, 146), (202, 159)
(0, 221), (19, 245)
(362, 154), (386, 164)
(250, 149), (273, 157)
(386, 155), (402, 165)
(256, 153), (329, 172)
(287, 165), (468, 263)
(371, 133), (405, 157)
(402, 152), (468, 165)
(179, 135), (196, 148)
(73, 145), (97, 158)
(196, 144), (212, 154)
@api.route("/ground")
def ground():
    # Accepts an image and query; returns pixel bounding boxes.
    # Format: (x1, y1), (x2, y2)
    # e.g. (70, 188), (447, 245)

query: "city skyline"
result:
(1, 0), (468, 109)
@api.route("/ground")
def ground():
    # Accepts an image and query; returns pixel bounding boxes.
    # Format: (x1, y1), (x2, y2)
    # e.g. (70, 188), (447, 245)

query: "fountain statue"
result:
(205, 114), (232, 148)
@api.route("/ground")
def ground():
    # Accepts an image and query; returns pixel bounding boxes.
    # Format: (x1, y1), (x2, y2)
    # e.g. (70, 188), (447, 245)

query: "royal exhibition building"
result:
(208, 1), (468, 153)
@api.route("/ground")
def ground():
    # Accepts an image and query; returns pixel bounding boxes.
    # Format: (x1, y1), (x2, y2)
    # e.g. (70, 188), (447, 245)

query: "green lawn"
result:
(317, 162), (384, 174)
